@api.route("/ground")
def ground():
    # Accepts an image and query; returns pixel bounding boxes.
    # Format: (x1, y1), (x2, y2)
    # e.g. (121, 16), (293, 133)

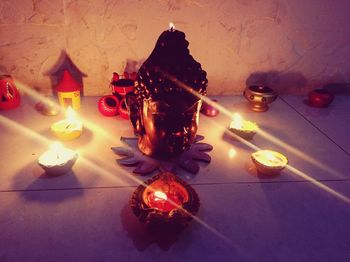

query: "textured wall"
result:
(1, 0), (350, 96)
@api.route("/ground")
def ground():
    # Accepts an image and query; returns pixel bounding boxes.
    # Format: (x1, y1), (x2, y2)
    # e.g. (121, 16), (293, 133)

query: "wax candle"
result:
(251, 150), (288, 175)
(38, 142), (78, 175)
(229, 113), (258, 140)
(51, 106), (83, 140)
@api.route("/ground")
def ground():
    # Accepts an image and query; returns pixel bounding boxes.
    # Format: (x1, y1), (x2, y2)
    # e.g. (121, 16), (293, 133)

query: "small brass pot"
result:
(243, 85), (277, 112)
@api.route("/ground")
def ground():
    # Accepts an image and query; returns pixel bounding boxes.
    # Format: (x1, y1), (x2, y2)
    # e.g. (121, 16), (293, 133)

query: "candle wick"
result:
(65, 123), (71, 129)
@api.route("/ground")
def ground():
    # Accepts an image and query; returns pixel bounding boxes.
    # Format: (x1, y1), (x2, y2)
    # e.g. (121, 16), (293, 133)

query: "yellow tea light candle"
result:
(251, 150), (288, 175)
(38, 142), (78, 176)
(229, 113), (259, 140)
(51, 106), (83, 140)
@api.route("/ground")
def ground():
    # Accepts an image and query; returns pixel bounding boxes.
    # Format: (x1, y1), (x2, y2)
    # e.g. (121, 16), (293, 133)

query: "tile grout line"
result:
(278, 96), (350, 158)
(1, 178), (350, 193)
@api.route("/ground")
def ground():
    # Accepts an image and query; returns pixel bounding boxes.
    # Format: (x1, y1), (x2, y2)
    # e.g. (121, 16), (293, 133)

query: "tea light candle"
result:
(38, 142), (78, 175)
(251, 150), (288, 175)
(51, 106), (83, 140)
(229, 113), (259, 140)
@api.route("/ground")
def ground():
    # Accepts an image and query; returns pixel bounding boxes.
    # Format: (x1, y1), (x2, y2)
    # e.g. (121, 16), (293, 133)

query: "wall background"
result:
(1, 0), (350, 96)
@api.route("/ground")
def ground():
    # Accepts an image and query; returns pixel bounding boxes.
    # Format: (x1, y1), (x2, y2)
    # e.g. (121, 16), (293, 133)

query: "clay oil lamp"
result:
(38, 142), (78, 176)
(243, 85), (277, 112)
(251, 150), (288, 175)
(229, 113), (259, 140)
(308, 89), (334, 108)
(131, 172), (200, 229)
(51, 106), (83, 140)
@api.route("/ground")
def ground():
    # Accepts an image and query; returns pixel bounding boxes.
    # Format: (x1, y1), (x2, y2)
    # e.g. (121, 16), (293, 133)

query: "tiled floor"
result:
(1, 95), (350, 261)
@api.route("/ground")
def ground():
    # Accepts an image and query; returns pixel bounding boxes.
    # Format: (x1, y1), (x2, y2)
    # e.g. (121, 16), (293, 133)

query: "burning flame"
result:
(154, 191), (167, 201)
(230, 113), (243, 129)
(66, 106), (77, 122)
(253, 150), (286, 167)
(39, 141), (76, 166)
(169, 22), (175, 31)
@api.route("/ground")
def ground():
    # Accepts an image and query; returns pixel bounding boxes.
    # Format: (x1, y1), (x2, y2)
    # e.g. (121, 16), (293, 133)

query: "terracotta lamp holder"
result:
(130, 171), (200, 230)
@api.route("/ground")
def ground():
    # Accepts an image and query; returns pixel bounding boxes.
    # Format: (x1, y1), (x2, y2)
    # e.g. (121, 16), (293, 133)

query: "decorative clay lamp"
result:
(127, 23), (208, 158)
(131, 171), (200, 229)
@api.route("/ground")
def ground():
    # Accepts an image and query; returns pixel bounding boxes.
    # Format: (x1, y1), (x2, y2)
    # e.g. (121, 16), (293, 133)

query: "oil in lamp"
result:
(251, 150), (288, 175)
(38, 142), (78, 176)
(131, 171), (200, 229)
(229, 113), (259, 140)
(51, 106), (83, 140)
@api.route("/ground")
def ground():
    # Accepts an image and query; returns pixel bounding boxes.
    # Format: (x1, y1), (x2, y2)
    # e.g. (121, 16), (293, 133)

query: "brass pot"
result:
(243, 85), (277, 112)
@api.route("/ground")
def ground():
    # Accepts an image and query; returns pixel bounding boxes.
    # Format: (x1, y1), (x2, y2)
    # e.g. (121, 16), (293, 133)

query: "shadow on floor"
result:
(13, 162), (84, 203)
(120, 203), (188, 251)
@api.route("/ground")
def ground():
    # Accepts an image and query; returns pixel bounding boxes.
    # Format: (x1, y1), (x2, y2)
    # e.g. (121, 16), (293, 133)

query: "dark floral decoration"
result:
(111, 135), (213, 175)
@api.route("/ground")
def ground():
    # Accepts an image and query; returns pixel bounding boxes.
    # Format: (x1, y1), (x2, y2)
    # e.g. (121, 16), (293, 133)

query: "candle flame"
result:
(39, 141), (77, 166)
(253, 150), (287, 167)
(66, 106), (77, 122)
(169, 22), (175, 31)
(154, 191), (167, 200)
(230, 113), (243, 129)
(50, 141), (64, 152)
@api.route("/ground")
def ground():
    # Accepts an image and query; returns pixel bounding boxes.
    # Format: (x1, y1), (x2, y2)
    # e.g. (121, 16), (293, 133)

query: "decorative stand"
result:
(112, 135), (212, 175)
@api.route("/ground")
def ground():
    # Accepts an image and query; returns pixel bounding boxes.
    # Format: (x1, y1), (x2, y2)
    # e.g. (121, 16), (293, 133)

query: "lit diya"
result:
(229, 113), (259, 140)
(51, 106), (82, 140)
(38, 142), (78, 176)
(131, 172), (200, 229)
(251, 150), (288, 175)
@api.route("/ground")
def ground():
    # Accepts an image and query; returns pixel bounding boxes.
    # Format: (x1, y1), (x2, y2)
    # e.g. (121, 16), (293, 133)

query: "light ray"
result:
(208, 118), (350, 204)
(163, 72), (344, 178)
(0, 114), (234, 247)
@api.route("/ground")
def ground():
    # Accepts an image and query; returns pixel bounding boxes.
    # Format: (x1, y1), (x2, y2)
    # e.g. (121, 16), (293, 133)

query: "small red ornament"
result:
(112, 72), (119, 83)
(123, 72), (129, 79)
(308, 89), (334, 108)
(98, 95), (119, 116)
(129, 72), (137, 81)
(0, 75), (20, 110)
(201, 99), (219, 117)
(118, 97), (129, 119)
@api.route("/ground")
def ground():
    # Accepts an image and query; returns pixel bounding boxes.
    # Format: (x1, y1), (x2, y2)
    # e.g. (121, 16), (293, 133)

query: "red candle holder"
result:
(200, 99), (219, 117)
(98, 95), (119, 116)
(131, 172), (200, 229)
(308, 89), (334, 108)
(0, 75), (21, 110)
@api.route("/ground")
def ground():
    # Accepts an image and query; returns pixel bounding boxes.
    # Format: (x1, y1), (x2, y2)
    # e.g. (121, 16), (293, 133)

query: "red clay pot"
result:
(308, 89), (334, 108)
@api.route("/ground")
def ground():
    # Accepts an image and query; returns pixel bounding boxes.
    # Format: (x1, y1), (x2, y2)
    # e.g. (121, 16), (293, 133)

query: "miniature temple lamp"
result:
(56, 70), (81, 110)
(38, 142), (78, 176)
(229, 113), (259, 140)
(51, 106), (83, 140)
(251, 150), (288, 175)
